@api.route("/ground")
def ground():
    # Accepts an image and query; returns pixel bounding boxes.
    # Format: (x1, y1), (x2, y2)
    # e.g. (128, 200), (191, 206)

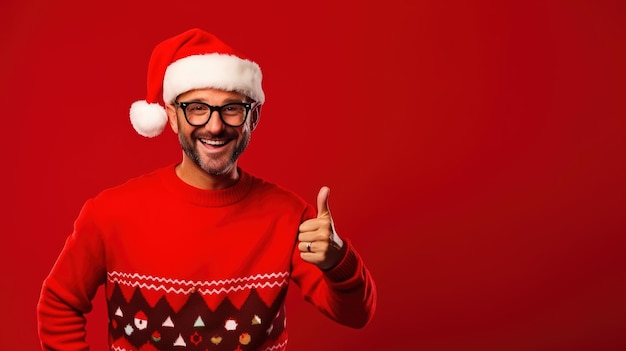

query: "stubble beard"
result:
(179, 128), (251, 176)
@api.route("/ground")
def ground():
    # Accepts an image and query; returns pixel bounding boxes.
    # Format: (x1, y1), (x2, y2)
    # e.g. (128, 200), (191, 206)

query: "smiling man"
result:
(171, 88), (258, 189)
(37, 28), (376, 351)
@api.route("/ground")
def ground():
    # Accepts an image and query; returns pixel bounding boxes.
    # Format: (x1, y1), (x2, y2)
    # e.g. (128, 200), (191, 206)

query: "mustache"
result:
(192, 130), (235, 139)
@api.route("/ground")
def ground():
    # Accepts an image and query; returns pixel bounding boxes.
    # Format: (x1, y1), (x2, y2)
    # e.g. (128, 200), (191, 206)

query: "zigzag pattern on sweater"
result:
(107, 275), (289, 350)
(108, 271), (289, 296)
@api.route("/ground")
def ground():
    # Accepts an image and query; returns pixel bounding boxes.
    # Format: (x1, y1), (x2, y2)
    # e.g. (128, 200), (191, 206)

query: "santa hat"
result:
(130, 28), (265, 137)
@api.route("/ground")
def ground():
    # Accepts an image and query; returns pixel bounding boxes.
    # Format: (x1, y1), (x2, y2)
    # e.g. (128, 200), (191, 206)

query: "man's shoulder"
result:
(94, 164), (172, 201)
(244, 171), (309, 207)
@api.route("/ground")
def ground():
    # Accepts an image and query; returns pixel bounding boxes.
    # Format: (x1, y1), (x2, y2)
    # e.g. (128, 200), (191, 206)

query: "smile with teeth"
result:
(200, 138), (228, 146)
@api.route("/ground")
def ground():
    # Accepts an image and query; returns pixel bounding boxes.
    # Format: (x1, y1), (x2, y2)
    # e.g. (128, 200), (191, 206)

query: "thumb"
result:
(316, 186), (331, 218)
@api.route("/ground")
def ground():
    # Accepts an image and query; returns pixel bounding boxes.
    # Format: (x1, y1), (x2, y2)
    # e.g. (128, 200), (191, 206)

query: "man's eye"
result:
(188, 104), (208, 112)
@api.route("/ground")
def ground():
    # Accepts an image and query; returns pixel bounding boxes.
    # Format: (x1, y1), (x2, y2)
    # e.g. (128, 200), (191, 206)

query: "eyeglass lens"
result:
(183, 102), (248, 127)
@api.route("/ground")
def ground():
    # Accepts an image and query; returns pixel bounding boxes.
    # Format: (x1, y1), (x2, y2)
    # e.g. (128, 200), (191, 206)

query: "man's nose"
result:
(204, 110), (226, 133)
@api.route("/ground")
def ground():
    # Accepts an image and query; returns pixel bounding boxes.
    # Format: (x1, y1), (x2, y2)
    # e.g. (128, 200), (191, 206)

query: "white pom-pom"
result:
(129, 101), (168, 138)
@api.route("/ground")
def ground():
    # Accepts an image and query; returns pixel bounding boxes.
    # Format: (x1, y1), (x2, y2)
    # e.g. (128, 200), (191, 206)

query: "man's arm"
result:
(37, 199), (107, 350)
(293, 187), (377, 328)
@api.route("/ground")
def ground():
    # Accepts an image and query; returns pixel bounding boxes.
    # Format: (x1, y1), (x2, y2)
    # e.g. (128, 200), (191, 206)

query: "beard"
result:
(178, 123), (251, 176)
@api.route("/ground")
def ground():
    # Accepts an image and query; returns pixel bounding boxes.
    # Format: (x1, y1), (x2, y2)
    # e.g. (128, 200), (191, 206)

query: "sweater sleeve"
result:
(290, 207), (377, 329)
(37, 199), (107, 350)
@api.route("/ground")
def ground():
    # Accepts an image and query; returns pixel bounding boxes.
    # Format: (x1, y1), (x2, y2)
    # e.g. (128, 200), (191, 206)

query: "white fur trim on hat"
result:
(163, 53), (265, 105)
(130, 100), (168, 138)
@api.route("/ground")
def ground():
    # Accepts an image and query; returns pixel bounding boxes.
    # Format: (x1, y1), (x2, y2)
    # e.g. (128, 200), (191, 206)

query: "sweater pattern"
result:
(108, 270), (289, 351)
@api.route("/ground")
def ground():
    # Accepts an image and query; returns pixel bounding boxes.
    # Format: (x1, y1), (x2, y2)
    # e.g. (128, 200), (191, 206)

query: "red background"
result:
(2, 1), (625, 350)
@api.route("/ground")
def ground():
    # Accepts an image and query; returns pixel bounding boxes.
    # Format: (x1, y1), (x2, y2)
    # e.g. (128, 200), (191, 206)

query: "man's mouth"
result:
(199, 138), (228, 146)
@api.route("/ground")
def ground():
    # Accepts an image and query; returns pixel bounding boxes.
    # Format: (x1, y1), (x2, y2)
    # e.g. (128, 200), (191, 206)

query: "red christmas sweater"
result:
(37, 164), (376, 351)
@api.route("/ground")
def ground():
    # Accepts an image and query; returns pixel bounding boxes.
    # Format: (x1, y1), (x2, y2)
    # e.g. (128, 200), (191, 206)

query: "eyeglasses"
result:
(175, 101), (255, 127)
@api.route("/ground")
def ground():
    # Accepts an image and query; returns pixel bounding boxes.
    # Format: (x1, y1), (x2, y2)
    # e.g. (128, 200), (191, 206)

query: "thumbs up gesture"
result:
(298, 186), (345, 270)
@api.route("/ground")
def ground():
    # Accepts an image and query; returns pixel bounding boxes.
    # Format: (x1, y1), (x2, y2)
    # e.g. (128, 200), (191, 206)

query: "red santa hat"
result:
(130, 28), (265, 137)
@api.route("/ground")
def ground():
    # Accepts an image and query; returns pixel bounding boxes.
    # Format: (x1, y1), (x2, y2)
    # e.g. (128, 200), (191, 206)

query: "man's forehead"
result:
(178, 88), (247, 101)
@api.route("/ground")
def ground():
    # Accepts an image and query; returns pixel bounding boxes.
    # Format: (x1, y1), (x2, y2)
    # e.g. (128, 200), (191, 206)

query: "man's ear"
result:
(166, 104), (179, 134)
(250, 105), (262, 131)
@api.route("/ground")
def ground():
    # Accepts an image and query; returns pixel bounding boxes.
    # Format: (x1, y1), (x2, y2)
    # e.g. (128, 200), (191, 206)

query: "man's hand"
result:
(298, 186), (345, 270)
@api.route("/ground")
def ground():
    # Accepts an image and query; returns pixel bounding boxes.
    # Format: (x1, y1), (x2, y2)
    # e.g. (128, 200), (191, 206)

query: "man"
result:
(37, 28), (376, 351)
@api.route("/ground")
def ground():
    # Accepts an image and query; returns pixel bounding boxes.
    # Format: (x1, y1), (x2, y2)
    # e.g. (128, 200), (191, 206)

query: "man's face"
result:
(167, 88), (255, 176)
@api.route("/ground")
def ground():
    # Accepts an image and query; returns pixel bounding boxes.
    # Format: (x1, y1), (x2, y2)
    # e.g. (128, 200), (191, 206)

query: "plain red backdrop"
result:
(2, 1), (625, 350)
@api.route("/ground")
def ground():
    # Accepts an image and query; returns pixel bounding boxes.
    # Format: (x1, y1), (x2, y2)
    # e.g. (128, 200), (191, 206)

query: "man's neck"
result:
(175, 158), (239, 190)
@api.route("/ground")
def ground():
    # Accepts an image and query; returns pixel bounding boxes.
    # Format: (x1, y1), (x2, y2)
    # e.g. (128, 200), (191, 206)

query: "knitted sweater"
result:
(37, 164), (376, 351)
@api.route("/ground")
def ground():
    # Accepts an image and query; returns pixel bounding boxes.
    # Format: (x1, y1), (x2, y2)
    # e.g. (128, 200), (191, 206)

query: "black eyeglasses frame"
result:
(175, 101), (256, 128)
